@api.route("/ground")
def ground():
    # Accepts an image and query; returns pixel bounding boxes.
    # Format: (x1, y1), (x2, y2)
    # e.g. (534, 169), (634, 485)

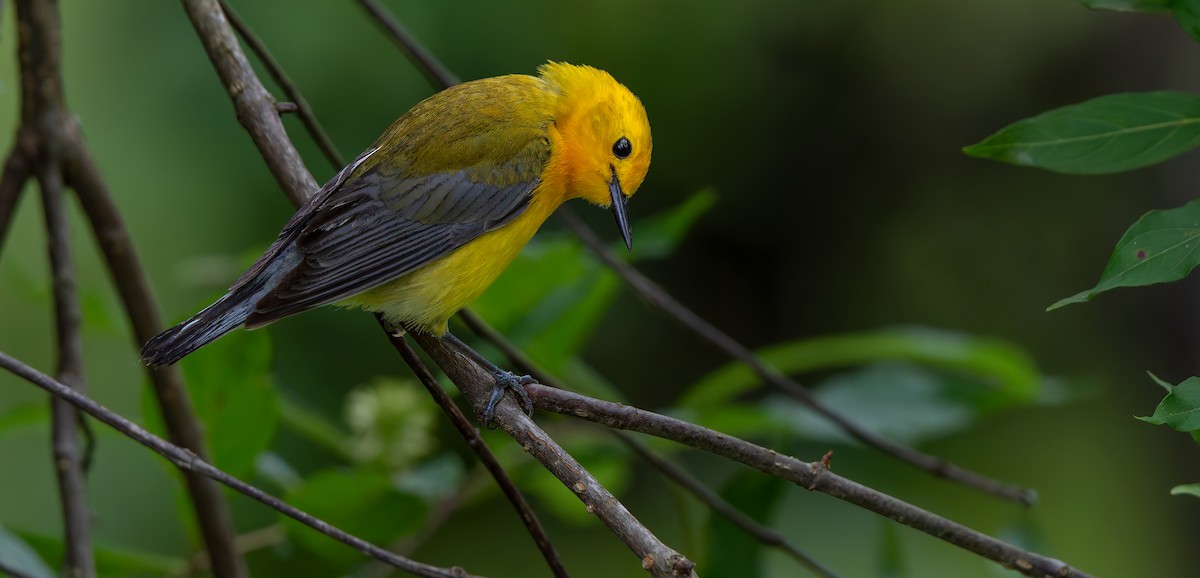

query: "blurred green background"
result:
(2, 0), (1199, 576)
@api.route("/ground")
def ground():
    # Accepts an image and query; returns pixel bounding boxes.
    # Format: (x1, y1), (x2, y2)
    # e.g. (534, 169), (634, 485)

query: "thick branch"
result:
(179, 0), (317, 206)
(383, 324), (569, 578)
(526, 384), (1091, 578)
(407, 331), (696, 578)
(0, 351), (482, 578)
(557, 208), (1036, 506)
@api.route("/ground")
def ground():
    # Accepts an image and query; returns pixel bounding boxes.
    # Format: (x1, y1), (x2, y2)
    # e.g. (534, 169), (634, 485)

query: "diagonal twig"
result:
(0, 350), (483, 578)
(0, 146), (31, 254)
(353, 0), (459, 89)
(526, 383), (1091, 578)
(617, 433), (839, 578)
(557, 208), (1037, 506)
(407, 330), (697, 578)
(383, 324), (570, 578)
(218, 0), (346, 170)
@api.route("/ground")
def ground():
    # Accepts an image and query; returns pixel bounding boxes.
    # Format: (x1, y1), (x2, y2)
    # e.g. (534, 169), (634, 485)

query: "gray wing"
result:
(243, 141), (549, 327)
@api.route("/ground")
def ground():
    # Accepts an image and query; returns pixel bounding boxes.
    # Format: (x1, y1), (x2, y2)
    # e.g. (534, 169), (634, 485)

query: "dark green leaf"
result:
(1082, 0), (1170, 12)
(1050, 199), (1200, 309)
(767, 364), (977, 445)
(0, 404), (48, 438)
(706, 470), (786, 578)
(0, 525), (52, 578)
(878, 522), (904, 578)
(15, 531), (184, 577)
(629, 188), (717, 260)
(683, 327), (1040, 409)
(1170, 483), (1200, 497)
(283, 469), (427, 565)
(964, 91), (1200, 174)
(1137, 376), (1200, 431)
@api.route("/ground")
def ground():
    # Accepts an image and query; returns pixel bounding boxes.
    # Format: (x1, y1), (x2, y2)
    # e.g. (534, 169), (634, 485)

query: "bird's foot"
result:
(482, 371), (536, 428)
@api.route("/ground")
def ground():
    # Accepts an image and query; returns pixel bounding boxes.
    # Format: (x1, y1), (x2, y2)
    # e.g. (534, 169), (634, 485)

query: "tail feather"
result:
(141, 249), (301, 366)
(140, 292), (258, 366)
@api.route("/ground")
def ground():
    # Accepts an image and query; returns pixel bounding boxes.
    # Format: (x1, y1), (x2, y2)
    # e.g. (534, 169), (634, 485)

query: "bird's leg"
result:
(440, 331), (536, 427)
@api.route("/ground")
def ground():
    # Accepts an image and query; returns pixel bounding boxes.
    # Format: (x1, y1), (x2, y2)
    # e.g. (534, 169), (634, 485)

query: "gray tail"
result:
(140, 291), (257, 366)
(140, 248), (300, 366)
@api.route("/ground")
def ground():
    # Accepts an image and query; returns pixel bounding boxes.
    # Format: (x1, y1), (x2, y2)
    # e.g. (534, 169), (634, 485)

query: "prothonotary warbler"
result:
(141, 62), (651, 422)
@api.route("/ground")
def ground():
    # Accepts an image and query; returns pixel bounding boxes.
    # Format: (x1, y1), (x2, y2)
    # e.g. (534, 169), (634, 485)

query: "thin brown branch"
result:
(526, 383), (1092, 578)
(557, 208), (1036, 506)
(0, 350), (482, 578)
(62, 125), (248, 578)
(460, 309), (838, 578)
(39, 162), (95, 578)
(617, 433), (839, 578)
(353, 0), (460, 89)
(218, 0), (346, 170)
(179, 0), (317, 207)
(382, 322), (570, 578)
(407, 330), (697, 578)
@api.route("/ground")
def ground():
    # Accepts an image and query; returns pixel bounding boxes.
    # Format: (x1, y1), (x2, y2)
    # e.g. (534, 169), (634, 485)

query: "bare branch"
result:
(557, 208), (1036, 506)
(179, 0), (318, 207)
(526, 383), (1092, 578)
(353, 0), (460, 89)
(407, 331), (697, 578)
(0, 350), (483, 578)
(39, 163), (96, 578)
(382, 322), (570, 578)
(219, 0), (346, 170)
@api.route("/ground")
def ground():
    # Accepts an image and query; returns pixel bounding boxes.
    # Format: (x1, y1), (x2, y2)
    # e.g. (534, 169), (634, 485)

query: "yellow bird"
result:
(141, 62), (651, 420)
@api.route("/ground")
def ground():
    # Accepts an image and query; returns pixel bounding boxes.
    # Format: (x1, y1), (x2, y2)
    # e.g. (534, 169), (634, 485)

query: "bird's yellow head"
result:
(540, 62), (651, 250)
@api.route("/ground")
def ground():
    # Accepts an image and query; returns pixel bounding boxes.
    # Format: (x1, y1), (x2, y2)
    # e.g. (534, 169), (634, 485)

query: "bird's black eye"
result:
(613, 137), (632, 159)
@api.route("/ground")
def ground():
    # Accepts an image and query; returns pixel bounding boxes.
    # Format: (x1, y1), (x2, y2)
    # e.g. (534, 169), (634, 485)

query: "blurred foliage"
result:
(1, 0), (1199, 577)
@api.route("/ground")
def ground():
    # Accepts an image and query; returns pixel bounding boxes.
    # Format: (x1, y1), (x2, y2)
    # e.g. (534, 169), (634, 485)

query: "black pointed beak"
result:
(609, 173), (632, 251)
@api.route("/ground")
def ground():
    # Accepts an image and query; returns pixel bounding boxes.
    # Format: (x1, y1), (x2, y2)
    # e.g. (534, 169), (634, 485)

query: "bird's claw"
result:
(482, 371), (536, 428)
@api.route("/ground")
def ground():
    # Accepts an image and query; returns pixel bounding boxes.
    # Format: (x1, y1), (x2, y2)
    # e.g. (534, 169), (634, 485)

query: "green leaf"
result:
(283, 469), (428, 566)
(1137, 376), (1200, 431)
(180, 328), (279, 478)
(706, 470), (786, 578)
(963, 91), (1200, 174)
(767, 364), (979, 445)
(1050, 199), (1200, 310)
(1170, 483), (1200, 497)
(15, 531), (184, 577)
(682, 327), (1040, 409)
(0, 403), (48, 438)
(1082, 0), (1170, 12)
(878, 521), (905, 578)
(629, 188), (717, 260)
(0, 525), (52, 578)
